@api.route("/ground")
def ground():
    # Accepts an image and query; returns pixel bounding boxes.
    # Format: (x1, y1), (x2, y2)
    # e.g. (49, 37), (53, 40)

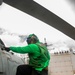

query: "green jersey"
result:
(9, 43), (50, 71)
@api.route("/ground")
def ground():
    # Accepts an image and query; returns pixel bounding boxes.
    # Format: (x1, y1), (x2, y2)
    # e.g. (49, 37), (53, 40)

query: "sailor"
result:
(1, 34), (50, 75)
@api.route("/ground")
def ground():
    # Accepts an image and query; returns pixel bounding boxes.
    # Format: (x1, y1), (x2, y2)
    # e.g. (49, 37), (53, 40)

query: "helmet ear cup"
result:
(26, 37), (32, 44)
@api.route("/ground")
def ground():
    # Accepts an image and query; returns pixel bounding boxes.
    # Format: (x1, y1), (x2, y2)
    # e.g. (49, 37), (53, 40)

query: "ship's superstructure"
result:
(48, 50), (75, 75)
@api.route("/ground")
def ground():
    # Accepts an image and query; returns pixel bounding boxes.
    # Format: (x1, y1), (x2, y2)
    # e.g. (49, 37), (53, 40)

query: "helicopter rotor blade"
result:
(3, 0), (75, 40)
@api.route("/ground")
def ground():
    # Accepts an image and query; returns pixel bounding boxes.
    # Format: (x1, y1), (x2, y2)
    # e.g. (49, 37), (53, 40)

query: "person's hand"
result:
(1, 47), (10, 52)
(5, 47), (10, 52)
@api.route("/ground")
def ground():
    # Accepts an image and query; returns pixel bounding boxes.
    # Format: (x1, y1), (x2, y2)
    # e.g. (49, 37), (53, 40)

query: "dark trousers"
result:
(16, 65), (48, 75)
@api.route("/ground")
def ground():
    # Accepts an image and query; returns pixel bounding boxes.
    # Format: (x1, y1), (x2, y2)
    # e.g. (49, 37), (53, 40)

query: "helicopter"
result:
(0, 39), (25, 75)
(0, 0), (75, 75)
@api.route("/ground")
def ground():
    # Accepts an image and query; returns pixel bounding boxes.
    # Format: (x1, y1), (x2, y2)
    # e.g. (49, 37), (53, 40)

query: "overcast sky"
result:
(0, 1), (75, 44)
(34, 0), (75, 27)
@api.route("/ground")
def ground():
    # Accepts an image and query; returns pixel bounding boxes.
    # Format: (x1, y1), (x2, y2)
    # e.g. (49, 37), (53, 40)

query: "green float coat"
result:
(10, 42), (50, 71)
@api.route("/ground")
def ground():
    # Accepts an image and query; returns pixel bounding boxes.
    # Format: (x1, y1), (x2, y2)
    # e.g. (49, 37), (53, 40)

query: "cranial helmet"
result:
(26, 34), (39, 44)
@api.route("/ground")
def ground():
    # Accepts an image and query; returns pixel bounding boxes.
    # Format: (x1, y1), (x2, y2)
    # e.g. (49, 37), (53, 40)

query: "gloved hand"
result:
(1, 47), (10, 52)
